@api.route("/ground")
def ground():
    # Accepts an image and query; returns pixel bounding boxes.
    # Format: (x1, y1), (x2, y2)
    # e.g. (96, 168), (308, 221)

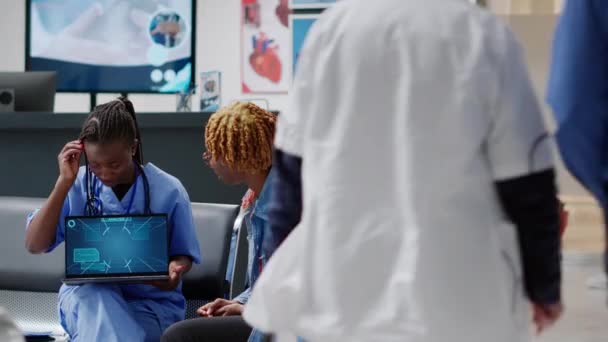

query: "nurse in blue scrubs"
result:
(24, 97), (201, 342)
(547, 0), (608, 276)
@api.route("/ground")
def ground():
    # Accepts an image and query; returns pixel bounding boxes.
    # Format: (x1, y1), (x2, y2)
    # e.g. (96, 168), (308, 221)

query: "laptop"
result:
(63, 214), (170, 285)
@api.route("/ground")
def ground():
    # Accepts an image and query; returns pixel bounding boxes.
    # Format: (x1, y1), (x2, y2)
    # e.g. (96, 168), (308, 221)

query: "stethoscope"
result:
(83, 153), (151, 216)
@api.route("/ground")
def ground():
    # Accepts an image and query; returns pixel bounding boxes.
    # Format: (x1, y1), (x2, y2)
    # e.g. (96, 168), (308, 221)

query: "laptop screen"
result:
(64, 214), (169, 278)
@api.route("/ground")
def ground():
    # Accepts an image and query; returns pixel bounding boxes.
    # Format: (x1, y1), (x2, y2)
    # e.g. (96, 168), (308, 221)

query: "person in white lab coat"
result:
(243, 0), (563, 341)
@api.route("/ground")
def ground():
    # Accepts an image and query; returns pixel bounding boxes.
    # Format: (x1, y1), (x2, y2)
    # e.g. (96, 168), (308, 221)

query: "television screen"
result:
(26, 0), (195, 93)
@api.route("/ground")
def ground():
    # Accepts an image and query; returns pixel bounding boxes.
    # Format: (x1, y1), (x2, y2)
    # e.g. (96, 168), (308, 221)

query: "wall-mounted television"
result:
(26, 0), (196, 94)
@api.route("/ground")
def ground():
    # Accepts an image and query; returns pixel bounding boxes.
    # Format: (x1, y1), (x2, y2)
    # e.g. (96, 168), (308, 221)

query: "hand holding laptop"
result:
(147, 255), (192, 291)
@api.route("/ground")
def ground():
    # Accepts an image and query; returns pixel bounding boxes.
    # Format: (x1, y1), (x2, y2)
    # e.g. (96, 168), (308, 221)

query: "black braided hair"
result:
(79, 96), (143, 164)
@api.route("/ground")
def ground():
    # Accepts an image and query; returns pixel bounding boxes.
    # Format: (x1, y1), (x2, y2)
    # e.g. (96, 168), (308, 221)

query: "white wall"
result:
(0, 0), (289, 113)
(0, 1), (589, 196)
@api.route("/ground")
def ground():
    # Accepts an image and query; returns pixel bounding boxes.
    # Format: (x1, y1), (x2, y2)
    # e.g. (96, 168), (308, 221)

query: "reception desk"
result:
(0, 112), (246, 204)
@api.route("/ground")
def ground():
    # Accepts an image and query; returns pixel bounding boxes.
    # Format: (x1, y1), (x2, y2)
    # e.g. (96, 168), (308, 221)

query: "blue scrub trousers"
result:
(59, 284), (181, 342)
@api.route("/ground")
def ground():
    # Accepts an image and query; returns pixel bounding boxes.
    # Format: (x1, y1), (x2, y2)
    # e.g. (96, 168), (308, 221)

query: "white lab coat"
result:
(243, 0), (552, 341)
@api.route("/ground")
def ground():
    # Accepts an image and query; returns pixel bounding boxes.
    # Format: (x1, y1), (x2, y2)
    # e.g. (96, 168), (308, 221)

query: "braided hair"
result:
(79, 97), (150, 215)
(205, 102), (276, 173)
(79, 96), (143, 164)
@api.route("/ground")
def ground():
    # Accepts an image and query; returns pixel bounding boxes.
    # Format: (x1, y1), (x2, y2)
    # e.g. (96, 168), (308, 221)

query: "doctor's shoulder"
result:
(63, 166), (89, 201)
(72, 166), (88, 188)
(144, 163), (192, 203)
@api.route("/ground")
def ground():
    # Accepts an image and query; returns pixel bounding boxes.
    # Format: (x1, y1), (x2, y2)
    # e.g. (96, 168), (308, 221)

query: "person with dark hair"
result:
(25, 97), (201, 342)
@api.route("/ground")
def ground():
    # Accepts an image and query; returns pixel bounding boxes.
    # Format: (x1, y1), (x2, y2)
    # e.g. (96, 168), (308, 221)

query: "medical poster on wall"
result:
(290, 14), (318, 78)
(200, 71), (221, 112)
(289, 0), (339, 9)
(241, 0), (290, 94)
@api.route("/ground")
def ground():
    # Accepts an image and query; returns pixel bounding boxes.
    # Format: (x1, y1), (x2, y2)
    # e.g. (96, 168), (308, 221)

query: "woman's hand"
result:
(57, 140), (83, 186)
(148, 256), (192, 291)
(196, 298), (244, 317)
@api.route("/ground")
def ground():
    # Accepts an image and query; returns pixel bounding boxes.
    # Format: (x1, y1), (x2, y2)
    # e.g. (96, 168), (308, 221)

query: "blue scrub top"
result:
(27, 163), (201, 308)
(547, 0), (608, 212)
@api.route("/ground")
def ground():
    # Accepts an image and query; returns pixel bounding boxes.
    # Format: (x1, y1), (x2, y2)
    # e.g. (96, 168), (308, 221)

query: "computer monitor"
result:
(0, 71), (56, 112)
(26, 0), (196, 94)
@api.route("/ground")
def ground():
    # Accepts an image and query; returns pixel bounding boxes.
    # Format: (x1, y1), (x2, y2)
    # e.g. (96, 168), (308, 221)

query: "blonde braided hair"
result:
(205, 102), (276, 173)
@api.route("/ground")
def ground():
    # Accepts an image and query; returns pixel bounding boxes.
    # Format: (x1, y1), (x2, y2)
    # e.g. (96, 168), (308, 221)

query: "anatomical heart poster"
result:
(242, 0), (290, 93)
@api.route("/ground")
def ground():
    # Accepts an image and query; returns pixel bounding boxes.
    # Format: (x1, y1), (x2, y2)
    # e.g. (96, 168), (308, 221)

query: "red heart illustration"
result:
(250, 33), (282, 83)
(276, 0), (290, 28)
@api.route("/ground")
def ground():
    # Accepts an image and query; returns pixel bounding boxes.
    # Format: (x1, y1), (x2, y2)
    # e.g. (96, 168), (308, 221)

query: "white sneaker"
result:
(586, 273), (607, 290)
